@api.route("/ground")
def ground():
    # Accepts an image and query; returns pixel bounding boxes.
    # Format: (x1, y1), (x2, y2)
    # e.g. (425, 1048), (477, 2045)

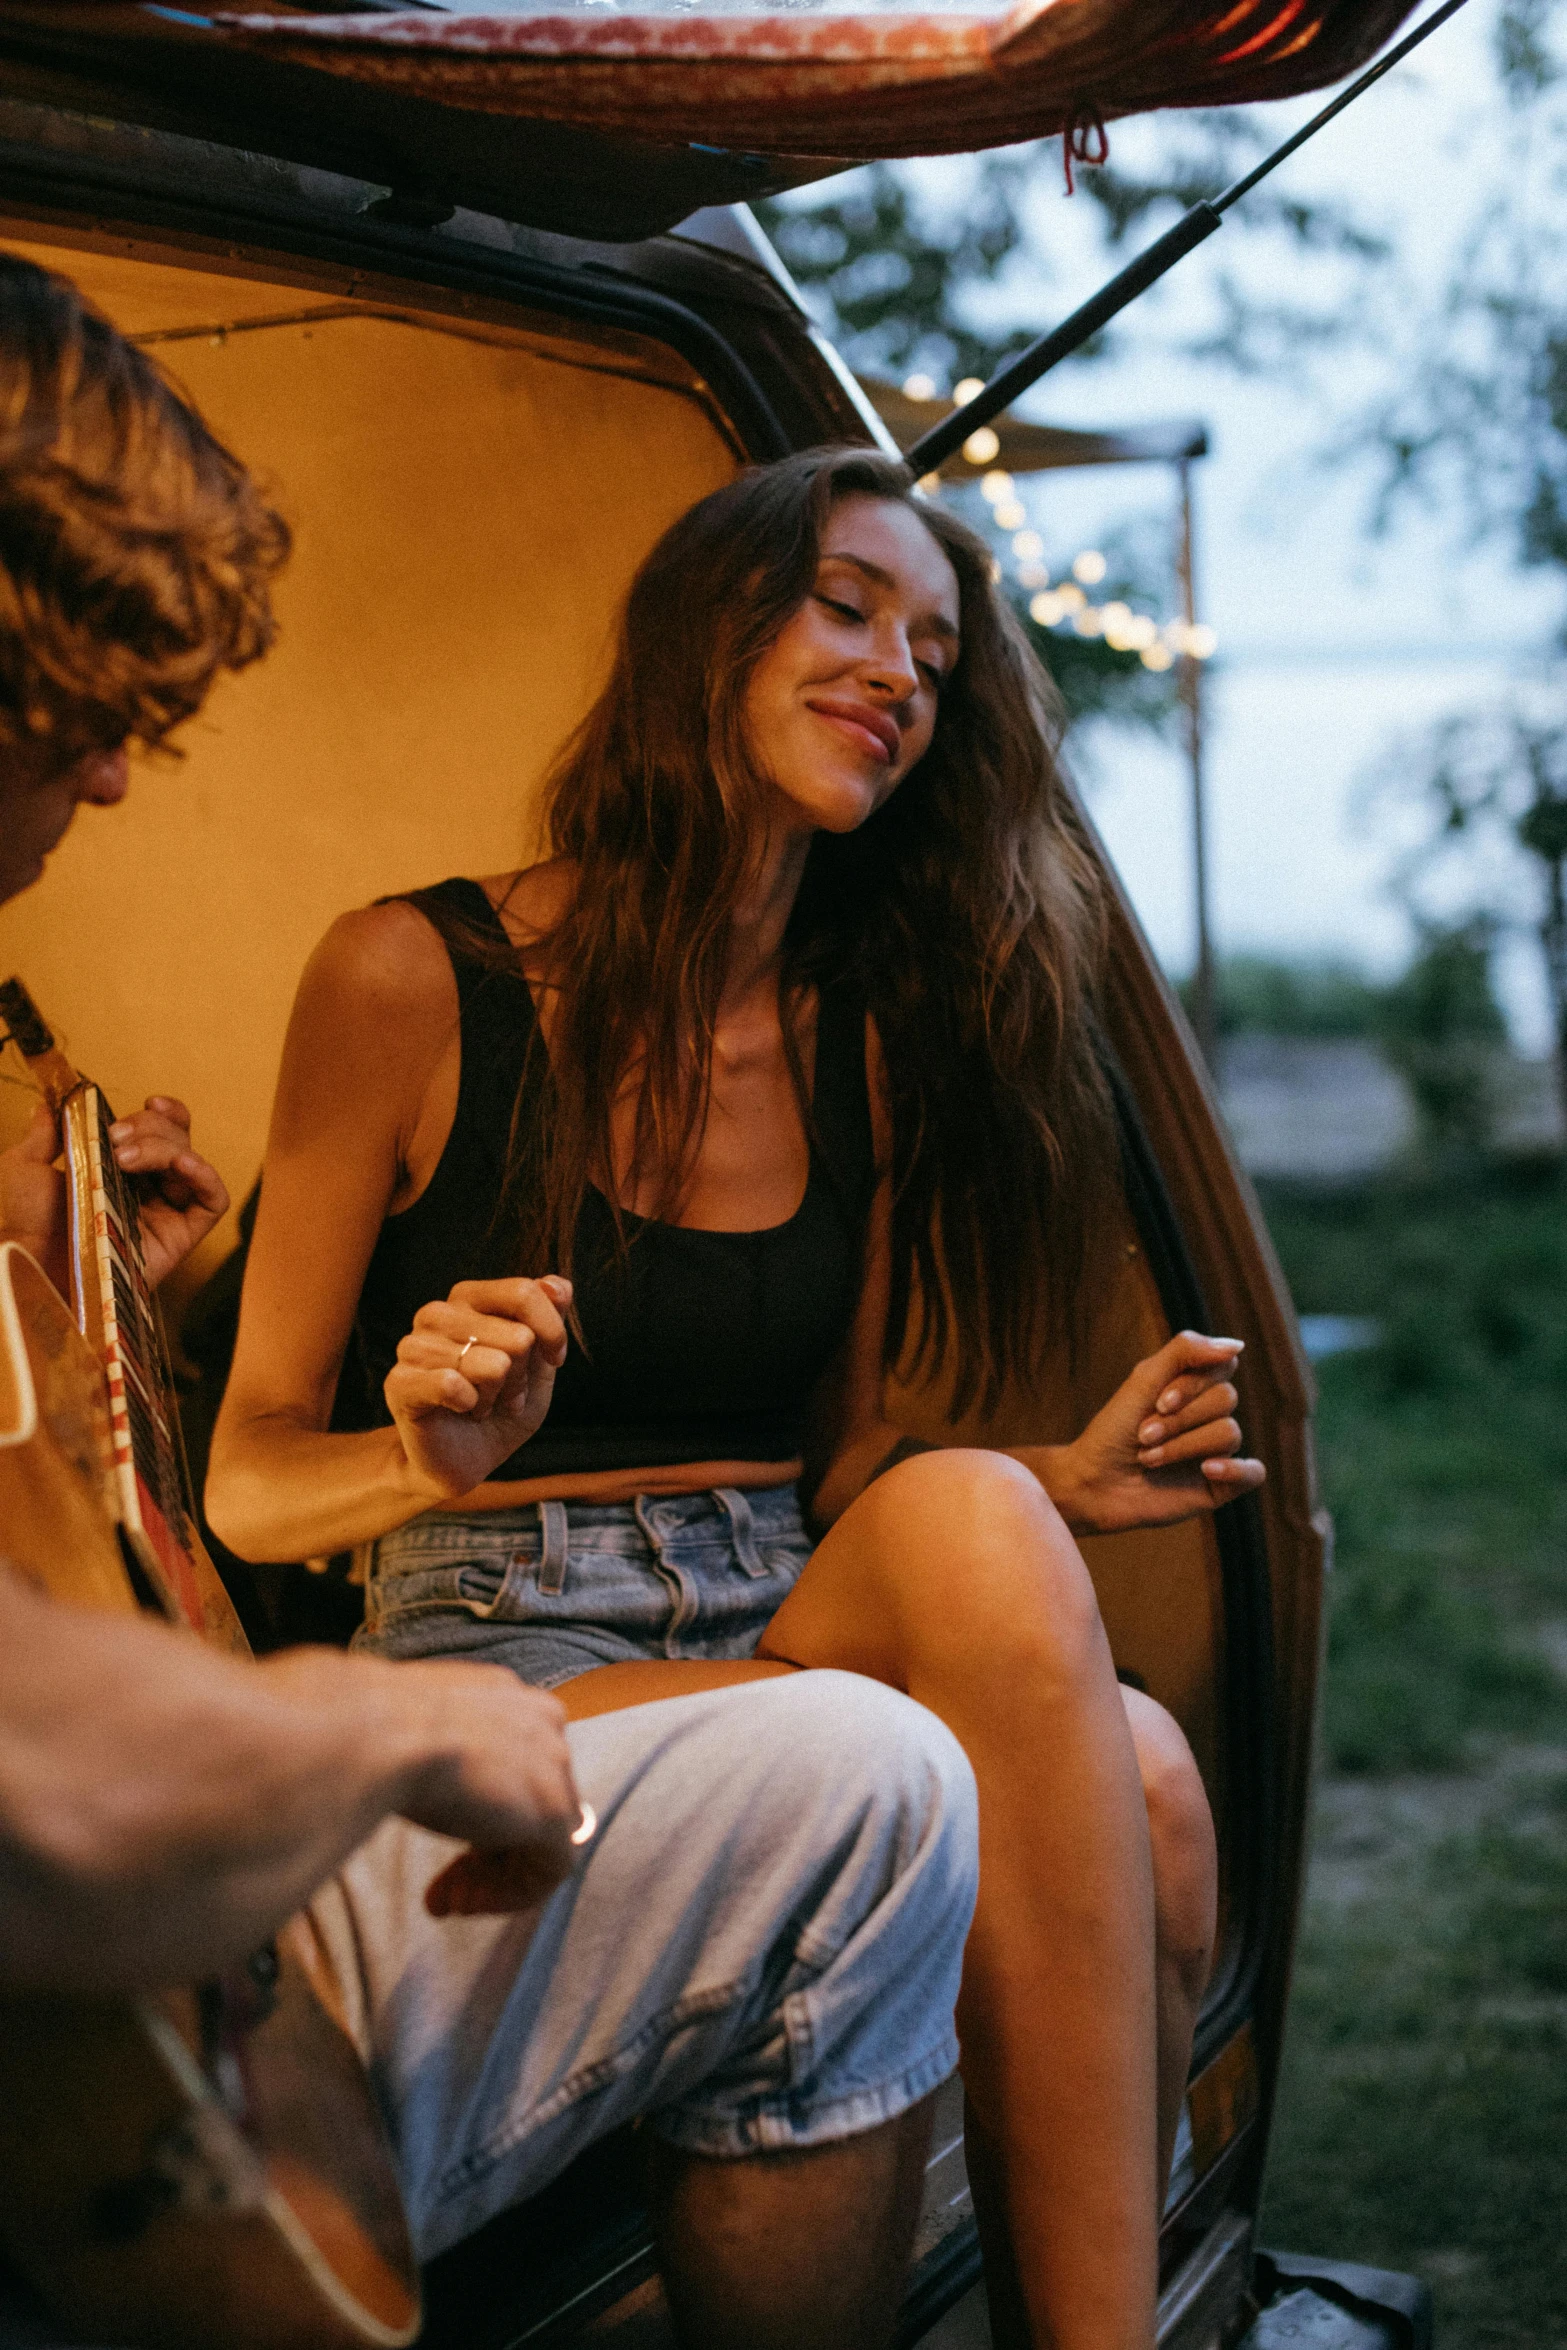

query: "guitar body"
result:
(0, 1244), (422, 2349)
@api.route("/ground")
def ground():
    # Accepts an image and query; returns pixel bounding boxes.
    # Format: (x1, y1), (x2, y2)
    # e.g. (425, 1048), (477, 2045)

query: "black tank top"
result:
(352, 878), (877, 1479)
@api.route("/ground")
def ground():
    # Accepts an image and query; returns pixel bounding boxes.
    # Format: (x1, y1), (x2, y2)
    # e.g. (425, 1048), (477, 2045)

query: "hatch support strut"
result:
(903, 0), (1473, 480)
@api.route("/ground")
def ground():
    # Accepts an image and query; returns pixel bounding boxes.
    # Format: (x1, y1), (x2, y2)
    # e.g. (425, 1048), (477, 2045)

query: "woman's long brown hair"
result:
(490, 447), (1116, 1419)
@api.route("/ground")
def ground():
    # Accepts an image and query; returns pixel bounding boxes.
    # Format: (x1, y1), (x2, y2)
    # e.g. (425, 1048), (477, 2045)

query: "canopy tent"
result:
(0, 0), (1426, 239)
(859, 374), (1208, 476)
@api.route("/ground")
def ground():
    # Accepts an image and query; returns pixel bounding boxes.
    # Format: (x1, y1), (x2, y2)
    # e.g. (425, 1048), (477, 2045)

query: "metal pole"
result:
(1177, 460), (1218, 1072)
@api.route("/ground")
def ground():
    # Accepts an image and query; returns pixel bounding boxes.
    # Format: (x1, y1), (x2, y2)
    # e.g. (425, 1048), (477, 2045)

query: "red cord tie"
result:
(1063, 106), (1110, 194)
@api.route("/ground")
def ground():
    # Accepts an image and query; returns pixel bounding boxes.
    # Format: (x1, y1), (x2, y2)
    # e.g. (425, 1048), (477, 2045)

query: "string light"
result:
(963, 426), (1001, 465)
(916, 472), (942, 495)
(903, 372), (937, 401)
(953, 378), (985, 405)
(959, 478), (1220, 669)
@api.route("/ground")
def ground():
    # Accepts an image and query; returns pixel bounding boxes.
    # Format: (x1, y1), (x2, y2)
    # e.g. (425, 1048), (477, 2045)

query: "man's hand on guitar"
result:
(0, 1101), (72, 1295)
(0, 1093), (226, 1296)
(107, 1095), (229, 1286)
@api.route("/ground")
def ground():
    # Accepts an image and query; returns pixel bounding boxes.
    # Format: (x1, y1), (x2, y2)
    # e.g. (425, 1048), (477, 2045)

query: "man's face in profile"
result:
(0, 739), (128, 907)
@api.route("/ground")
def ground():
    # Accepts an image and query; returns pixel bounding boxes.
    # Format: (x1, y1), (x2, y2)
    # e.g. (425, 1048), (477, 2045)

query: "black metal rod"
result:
(903, 0), (1473, 477)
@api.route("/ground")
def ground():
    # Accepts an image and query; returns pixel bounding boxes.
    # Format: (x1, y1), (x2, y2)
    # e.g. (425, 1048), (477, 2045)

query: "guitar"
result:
(0, 983), (421, 2350)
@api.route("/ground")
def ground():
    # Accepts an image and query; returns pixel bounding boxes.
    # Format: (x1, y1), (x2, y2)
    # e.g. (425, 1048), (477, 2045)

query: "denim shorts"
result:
(356, 1483), (813, 1689)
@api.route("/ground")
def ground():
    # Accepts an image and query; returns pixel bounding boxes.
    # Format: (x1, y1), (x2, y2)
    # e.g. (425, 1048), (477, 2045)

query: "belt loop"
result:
(714, 1486), (769, 1579)
(536, 1500), (570, 1597)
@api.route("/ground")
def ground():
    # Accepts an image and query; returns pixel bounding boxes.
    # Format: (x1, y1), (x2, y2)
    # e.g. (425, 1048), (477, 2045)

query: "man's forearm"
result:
(0, 1573), (426, 1989)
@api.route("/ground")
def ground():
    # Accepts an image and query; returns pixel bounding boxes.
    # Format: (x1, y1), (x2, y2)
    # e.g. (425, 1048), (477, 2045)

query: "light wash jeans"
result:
(355, 1485), (813, 1688)
(312, 1672), (977, 2260)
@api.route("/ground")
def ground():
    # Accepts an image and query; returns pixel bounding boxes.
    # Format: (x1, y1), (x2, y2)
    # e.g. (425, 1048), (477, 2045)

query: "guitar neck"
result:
(2, 976), (247, 1651)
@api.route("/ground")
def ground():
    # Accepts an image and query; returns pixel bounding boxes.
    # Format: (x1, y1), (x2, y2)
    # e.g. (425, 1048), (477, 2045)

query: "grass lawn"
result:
(1255, 1166), (1567, 2348)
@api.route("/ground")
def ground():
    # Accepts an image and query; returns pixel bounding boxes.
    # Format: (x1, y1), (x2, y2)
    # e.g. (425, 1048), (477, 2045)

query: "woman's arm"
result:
(811, 1023), (1265, 1534)
(207, 902), (567, 1564)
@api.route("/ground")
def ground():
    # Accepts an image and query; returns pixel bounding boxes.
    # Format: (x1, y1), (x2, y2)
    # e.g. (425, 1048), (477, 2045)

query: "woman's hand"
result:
(386, 1275), (572, 1503)
(1045, 1330), (1266, 1536)
(0, 1095), (227, 1296)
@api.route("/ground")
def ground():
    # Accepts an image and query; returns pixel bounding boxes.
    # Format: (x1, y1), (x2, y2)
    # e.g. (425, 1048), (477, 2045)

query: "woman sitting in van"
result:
(211, 448), (1264, 2350)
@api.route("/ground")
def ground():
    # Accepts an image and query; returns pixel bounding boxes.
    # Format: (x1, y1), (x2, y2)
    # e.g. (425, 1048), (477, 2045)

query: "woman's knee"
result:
(860, 1448), (1102, 1673)
(1123, 1690), (1217, 1999)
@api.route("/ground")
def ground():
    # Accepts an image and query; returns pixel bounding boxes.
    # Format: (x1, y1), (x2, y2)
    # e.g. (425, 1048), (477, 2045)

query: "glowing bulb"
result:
(1073, 606), (1104, 637)
(1126, 614), (1157, 650)
(902, 372), (937, 401)
(915, 472), (942, 496)
(963, 426), (1001, 465)
(980, 470), (1013, 502)
(954, 377), (985, 405)
(994, 500), (1027, 531)
(1030, 590), (1064, 625)
(1012, 530), (1044, 560)
(1056, 581), (1086, 613)
(1072, 549), (1107, 586)
(1017, 561), (1049, 589)
(1141, 642), (1174, 671)
(1188, 623), (1218, 660)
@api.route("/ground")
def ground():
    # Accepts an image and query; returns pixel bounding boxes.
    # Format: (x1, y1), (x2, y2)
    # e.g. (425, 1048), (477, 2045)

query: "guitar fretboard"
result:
(78, 1084), (204, 1627)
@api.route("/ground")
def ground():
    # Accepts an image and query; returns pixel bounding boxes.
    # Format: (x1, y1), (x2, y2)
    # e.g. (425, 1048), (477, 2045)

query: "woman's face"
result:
(742, 492), (961, 837)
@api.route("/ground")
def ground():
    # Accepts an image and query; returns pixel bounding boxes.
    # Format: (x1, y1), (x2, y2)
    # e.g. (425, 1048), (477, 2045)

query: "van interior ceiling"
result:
(0, 222), (1230, 1961)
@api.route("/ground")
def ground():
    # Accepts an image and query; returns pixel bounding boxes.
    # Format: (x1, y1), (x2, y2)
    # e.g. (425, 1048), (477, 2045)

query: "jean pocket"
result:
(367, 1553), (510, 1630)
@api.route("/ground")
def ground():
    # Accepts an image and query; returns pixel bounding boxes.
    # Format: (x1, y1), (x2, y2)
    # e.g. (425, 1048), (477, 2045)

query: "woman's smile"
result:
(805, 696), (900, 765)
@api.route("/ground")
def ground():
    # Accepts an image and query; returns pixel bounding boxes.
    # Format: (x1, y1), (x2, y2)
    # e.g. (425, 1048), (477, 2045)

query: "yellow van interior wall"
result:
(0, 246), (737, 1287)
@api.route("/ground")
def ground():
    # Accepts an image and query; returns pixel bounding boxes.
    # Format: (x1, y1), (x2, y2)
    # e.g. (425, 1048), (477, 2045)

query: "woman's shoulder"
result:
(479, 857), (576, 953)
(295, 896), (460, 1050)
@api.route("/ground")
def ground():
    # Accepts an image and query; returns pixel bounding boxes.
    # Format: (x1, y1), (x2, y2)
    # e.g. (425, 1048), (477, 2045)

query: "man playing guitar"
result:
(0, 251), (977, 2350)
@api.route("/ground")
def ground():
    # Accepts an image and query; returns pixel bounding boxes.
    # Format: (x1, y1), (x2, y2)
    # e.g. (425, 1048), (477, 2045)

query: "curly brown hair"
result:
(0, 251), (289, 769)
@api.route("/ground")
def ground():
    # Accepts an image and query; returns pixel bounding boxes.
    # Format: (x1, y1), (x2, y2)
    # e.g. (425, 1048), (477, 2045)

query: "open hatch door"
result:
(1, 0), (1426, 240)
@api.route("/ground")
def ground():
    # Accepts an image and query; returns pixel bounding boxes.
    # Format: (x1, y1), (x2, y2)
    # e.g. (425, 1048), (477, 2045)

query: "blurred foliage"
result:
(1368, 710), (1567, 1133)
(1374, 919), (1509, 1159)
(1259, 1164), (1567, 1775)
(1191, 931), (1513, 1157)
(1180, 953), (1387, 1038)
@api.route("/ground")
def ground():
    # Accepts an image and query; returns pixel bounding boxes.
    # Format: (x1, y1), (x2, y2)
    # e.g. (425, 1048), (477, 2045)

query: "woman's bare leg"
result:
(1121, 1690), (1218, 2207)
(758, 1450), (1160, 2350)
(552, 1462), (1216, 2346)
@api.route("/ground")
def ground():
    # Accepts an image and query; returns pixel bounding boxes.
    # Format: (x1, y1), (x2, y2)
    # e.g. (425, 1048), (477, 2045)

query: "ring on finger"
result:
(456, 1336), (478, 1367)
